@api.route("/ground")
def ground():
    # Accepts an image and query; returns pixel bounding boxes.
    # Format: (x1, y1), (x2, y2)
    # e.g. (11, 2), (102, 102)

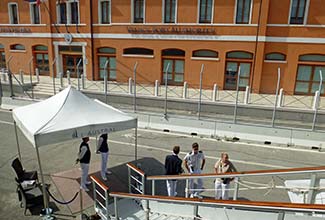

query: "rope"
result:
(46, 188), (79, 205)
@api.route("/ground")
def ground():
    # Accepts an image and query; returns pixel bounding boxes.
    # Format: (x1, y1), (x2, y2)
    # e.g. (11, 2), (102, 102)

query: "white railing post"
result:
(152, 180), (155, 195)
(128, 77), (133, 94)
(212, 84), (218, 101)
(19, 69), (24, 84)
(183, 81), (188, 99)
(307, 174), (317, 204)
(67, 70), (71, 85)
(244, 86), (250, 104)
(35, 68), (40, 82)
(59, 72), (64, 89)
(313, 91), (320, 110)
(233, 177), (239, 200)
(277, 88), (284, 107)
(154, 80), (159, 97)
(185, 179), (189, 198)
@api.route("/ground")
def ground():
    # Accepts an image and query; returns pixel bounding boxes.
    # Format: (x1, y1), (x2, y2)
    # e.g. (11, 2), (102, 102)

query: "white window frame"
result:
(98, 0), (111, 24)
(288, 0), (310, 25)
(56, 0), (80, 24)
(234, 0), (253, 24)
(162, 0), (178, 24)
(29, 2), (41, 24)
(197, 0), (214, 24)
(8, 2), (19, 24)
(131, 0), (145, 23)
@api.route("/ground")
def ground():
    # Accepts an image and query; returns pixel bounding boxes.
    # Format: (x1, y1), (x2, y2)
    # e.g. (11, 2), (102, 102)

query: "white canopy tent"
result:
(12, 86), (138, 215)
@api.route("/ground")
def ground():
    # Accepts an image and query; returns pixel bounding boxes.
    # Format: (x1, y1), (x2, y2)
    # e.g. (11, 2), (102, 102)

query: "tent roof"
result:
(13, 86), (137, 147)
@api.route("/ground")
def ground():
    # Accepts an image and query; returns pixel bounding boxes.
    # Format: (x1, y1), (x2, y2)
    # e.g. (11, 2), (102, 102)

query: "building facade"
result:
(0, 0), (325, 95)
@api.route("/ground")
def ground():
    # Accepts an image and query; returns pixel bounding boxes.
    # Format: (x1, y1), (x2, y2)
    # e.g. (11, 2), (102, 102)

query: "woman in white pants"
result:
(214, 152), (237, 200)
(96, 133), (110, 181)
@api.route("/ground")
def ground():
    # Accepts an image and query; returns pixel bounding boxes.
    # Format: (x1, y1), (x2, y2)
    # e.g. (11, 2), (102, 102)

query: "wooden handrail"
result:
(126, 162), (145, 176)
(109, 192), (325, 213)
(147, 166), (325, 180)
(90, 175), (109, 191)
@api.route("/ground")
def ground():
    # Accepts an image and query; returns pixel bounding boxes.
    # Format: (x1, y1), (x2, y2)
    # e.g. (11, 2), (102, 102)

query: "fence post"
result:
(7, 56), (14, 97)
(19, 69), (24, 84)
(212, 84), (218, 101)
(233, 66), (241, 124)
(183, 81), (188, 99)
(312, 71), (323, 131)
(104, 71), (108, 103)
(164, 63), (170, 119)
(28, 57), (34, 99)
(52, 58), (57, 95)
(154, 80), (159, 97)
(277, 88), (284, 107)
(81, 73), (85, 90)
(67, 70), (71, 85)
(133, 62), (138, 113)
(128, 77), (133, 94)
(35, 68), (40, 82)
(312, 91), (320, 110)
(272, 68), (281, 127)
(198, 64), (204, 119)
(76, 59), (82, 91)
(244, 86), (250, 104)
(59, 72), (63, 89)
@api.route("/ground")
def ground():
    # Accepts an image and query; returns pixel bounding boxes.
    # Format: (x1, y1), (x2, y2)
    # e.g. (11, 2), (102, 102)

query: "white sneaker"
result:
(106, 170), (112, 175)
(190, 194), (194, 198)
(102, 176), (107, 181)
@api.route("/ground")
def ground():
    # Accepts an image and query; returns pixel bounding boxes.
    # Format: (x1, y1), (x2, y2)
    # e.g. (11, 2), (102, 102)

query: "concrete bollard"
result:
(81, 74), (85, 90)
(35, 68), (40, 82)
(67, 70), (71, 85)
(128, 77), (133, 94)
(154, 80), (159, 97)
(212, 84), (218, 101)
(244, 86), (250, 104)
(1, 68), (7, 82)
(277, 88), (284, 107)
(19, 69), (24, 84)
(183, 81), (188, 99)
(59, 72), (63, 88)
(313, 91), (320, 110)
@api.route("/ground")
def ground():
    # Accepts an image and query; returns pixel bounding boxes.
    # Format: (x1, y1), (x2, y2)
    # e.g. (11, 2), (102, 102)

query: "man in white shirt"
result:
(184, 142), (206, 198)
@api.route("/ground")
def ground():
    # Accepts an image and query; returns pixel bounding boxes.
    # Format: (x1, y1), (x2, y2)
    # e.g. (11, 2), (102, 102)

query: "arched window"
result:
(162, 49), (185, 85)
(225, 51), (253, 90)
(123, 48), (154, 56)
(295, 54), (325, 96)
(10, 44), (25, 51)
(192, 50), (218, 58)
(265, 53), (286, 61)
(97, 47), (116, 80)
(33, 45), (49, 75)
(0, 44), (5, 69)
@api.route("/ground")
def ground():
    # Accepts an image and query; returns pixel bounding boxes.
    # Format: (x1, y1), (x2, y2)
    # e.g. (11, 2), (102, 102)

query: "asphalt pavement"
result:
(0, 109), (324, 220)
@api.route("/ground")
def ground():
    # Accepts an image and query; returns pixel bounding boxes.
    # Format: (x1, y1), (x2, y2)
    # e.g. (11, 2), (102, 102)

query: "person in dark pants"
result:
(96, 133), (111, 181)
(165, 146), (183, 196)
(76, 137), (91, 191)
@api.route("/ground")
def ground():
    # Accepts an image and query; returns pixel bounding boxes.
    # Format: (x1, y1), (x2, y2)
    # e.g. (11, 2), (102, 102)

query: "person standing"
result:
(96, 133), (111, 181)
(214, 152), (237, 200)
(184, 143), (206, 198)
(164, 146), (183, 196)
(76, 137), (91, 191)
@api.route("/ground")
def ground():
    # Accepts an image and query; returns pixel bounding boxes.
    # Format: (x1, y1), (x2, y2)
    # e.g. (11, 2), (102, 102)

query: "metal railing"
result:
(90, 175), (110, 220)
(147, 166), (325, 202)
(127, 162), (146, 195)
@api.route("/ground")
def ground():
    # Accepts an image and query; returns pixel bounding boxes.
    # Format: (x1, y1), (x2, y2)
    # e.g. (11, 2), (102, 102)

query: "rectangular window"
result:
(59, 3), (67, 24)
(100, 0), (111, 24)
(164, 0), (176, 23)
(133, 0), (144, 23)
(290, 0), (307, 24)
(70, 1), (79, 24)
(225, 62), (251, 90)
(0, 51), (6, 69)
(295, 65), (325, 95)
(235, 0), (251, 24)
(9, 3), (18, 24)
(199, 0), (213, 23)
(31, 3), (40, 24)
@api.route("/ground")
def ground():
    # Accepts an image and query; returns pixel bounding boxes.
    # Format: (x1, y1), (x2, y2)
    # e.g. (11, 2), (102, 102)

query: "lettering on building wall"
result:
(127, 27), (216, 35)
(0, 27), (32, 33)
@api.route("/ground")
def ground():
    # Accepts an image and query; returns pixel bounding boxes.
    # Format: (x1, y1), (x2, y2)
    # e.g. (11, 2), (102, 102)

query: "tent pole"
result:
(13, 121), (22, 162)
(35, 144), (51, 218)
(134, 126), (138, 160)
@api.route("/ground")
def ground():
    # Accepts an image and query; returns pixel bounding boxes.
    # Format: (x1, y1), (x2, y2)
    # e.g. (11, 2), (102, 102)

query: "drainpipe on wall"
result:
(250, 0), (263, 92)
(89, 0), (95, 80)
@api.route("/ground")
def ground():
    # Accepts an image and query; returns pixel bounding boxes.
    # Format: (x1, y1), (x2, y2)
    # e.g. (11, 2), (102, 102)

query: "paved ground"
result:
(0, 109), (324, 219)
